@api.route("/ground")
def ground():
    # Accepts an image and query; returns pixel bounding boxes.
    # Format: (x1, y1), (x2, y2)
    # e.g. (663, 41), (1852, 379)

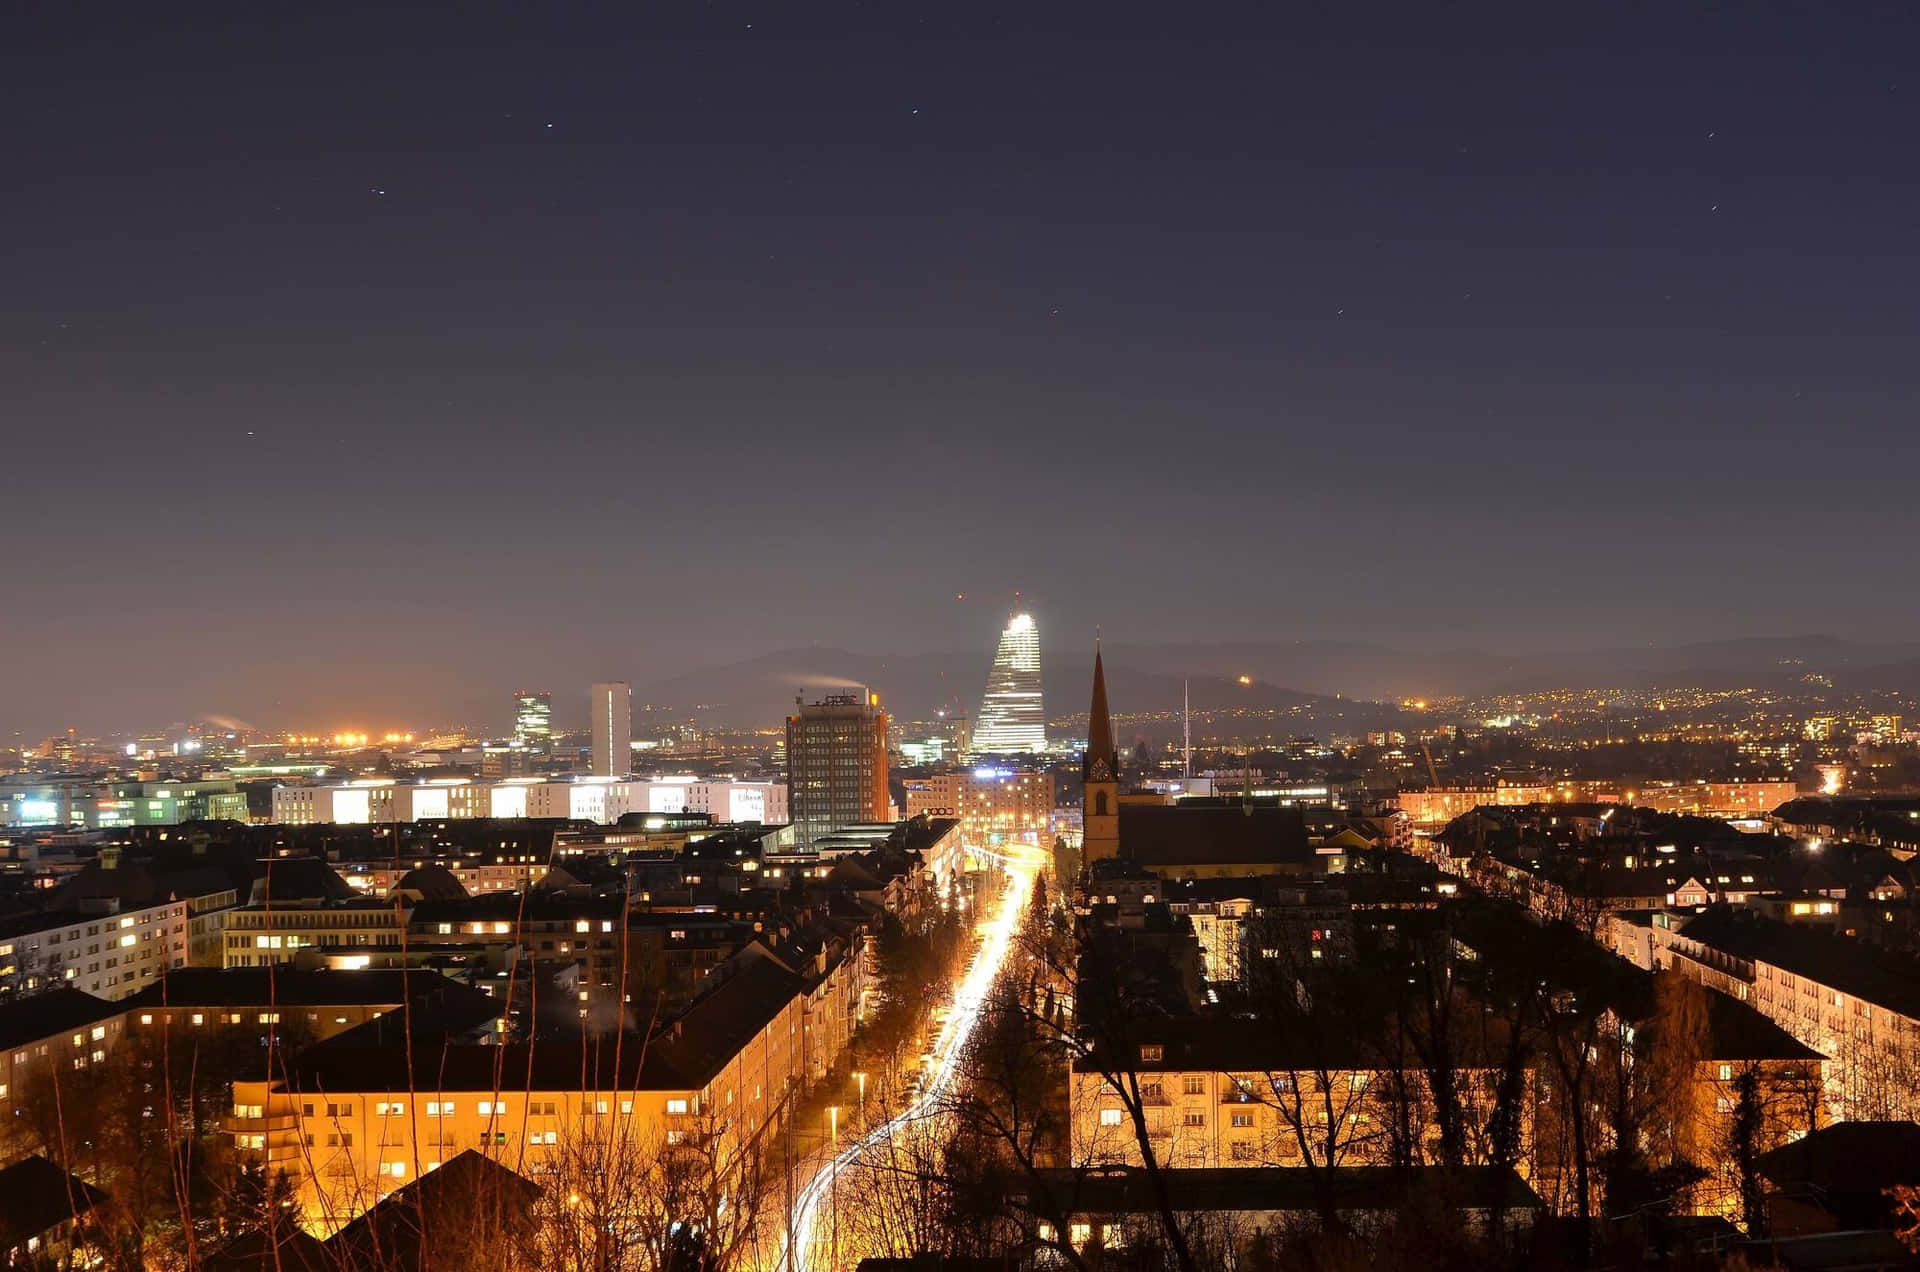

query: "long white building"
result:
(271, 776), (785, 827)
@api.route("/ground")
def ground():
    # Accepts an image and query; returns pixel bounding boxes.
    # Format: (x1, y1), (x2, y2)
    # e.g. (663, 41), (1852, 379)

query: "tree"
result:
(531, 1106), (769, 1272)
(1727, 1064), (1767, 1236)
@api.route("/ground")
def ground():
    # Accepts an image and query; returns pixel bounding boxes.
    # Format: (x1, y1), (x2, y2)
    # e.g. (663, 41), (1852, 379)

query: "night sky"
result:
(7, 2), (1919, 735)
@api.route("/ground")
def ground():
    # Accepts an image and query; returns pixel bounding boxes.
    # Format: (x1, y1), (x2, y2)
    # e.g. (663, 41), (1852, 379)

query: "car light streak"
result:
(785, 853), (1038, 1271)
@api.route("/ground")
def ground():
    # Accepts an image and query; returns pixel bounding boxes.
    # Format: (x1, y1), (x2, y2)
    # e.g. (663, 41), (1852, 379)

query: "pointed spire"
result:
(1084, 642), (1116, 782)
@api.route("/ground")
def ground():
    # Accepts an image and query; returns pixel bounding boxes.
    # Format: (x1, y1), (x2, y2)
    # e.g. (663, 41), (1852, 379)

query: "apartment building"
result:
(227, 957), (806, 1232)
(1068, 1019), (1514, 1172)
(0, 901), (189, 1003)
(1655, 908), (1920, 1120)
(222, 898), (407, 969)
(0, 990), (124, 1149)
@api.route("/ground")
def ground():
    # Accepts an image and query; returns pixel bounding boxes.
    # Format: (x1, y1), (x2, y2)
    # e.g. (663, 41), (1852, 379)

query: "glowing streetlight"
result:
(828, 1105), (839, 1147)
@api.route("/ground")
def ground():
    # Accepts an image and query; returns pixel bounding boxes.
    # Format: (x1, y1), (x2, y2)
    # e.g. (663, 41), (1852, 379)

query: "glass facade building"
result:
(513, 689), (554, 750)
(972, 613), (1047, 755)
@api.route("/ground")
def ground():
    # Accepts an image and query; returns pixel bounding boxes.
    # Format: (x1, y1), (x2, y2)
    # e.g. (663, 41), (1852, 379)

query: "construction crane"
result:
(1421, 738), (1442, 788)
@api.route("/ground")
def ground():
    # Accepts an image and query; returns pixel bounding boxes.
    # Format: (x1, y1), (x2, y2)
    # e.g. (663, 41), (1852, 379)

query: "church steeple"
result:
(1083, 643), (1116, 783)
(1082, 640), (1120, 865)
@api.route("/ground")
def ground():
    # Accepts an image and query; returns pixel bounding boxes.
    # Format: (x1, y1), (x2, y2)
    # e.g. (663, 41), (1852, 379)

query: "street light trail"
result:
(786, 853), (1039, 1271)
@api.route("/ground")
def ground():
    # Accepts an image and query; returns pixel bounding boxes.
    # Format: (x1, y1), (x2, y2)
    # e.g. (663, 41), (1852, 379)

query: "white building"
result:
(273, 776), (783, 828)
(271, 778), (540, 825)
(0, 901), (189, 1002)
(590, 681), (631, 778)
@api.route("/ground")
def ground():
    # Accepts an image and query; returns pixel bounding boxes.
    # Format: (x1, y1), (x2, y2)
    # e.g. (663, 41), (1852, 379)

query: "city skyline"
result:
(13, 627), (1920, 743)
(8, 2), (1920, 740)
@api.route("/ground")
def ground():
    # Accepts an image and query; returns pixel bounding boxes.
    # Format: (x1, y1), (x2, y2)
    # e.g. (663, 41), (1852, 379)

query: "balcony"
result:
(221, 1112), (299, 1134)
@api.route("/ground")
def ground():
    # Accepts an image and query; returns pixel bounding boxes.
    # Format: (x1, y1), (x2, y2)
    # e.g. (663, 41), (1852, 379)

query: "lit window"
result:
(1099, 1108), (1124, 1126)
(666, 1098), (689, 1115)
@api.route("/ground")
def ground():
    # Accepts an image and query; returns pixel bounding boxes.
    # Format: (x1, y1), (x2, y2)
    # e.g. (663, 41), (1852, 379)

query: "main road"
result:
(782, 847), (1041, 1272)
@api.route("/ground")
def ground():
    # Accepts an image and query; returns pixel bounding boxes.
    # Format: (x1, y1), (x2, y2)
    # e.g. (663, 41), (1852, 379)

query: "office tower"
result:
(972, 612), (1046, 755)
(513, 689), (554, 750)
(590, 681), (631, 778)
(786, 692), (890, 848)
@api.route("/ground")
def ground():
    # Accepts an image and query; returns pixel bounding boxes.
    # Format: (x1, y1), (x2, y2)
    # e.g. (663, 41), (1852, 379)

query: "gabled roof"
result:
(1118, 805), (1312, 868)
(122, 967), (479, 1010)
(199, 1226), (331, 1272)
(1031, 1164), (1542, 1215)
(326, 1150), (540, 1270)
(0, 1155), (108, 1250)
(0, 988), (122, 1053)
(1756, 1120), (1920, 1194)
(652, 956), (803, 1086)
(1678, 908), (1920, 1019)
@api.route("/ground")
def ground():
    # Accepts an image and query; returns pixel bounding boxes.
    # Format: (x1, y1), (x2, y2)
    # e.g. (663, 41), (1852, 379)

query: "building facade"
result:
(901, 767), (1055, 851)
(589, 681), (631, 778)
(0, 902), (189, 1002)
(786, 694), (890, 848)
(972, 612), (1046, 755)
(512, 690), (553, 750)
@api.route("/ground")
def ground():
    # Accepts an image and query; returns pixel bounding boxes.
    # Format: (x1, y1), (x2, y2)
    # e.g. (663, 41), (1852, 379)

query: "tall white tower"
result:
(972, 613), (1047, 755)
(590, 681), (631, 777)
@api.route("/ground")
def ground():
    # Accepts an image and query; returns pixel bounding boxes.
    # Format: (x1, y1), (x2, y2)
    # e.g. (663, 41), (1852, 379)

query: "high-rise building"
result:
(513, 690), (554, 750)
(787, 693), (890, 848)
(973, 613), (1046, 755)
(590, 681), (631, 778)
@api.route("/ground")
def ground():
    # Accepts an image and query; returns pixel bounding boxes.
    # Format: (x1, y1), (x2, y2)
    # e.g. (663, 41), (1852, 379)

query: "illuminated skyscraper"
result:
(590, 681), (631, 777)
(972, 613), (1046, 755)
(513, 690), (553, 750)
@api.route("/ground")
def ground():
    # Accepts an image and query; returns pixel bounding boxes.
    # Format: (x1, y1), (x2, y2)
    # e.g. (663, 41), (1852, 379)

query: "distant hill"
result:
(635, 634), (1920, 730)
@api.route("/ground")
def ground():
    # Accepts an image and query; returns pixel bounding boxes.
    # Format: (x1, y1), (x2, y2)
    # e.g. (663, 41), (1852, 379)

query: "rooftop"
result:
(1678, 908), (1920, 1020)
(0, 987), (122, 1053)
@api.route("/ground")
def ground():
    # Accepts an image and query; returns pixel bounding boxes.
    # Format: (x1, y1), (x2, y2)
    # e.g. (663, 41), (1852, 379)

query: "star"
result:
(371, 188), (387, 196)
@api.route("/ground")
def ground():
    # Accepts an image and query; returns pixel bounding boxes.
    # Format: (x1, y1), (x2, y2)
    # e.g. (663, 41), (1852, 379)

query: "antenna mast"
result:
(1182, 679), (1191, 782)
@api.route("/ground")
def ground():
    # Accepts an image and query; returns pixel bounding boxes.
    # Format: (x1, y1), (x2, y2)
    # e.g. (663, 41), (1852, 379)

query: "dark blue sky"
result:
(6, 2), (1918, 734)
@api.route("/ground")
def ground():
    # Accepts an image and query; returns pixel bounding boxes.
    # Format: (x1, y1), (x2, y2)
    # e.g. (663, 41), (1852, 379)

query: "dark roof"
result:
(1701, 991), (1825, 1063)
(0, 1155), (108, 1250)
(1117, 805), (1313, 868)
(1745, 1228), (1916, 1272)
(121, 967), (497, 1012)
(395, 864), (468, 901)
(1032, 1164), (1542, 1215)
(0, 988), (122, 1052)
(856, 1260), (1017, 1272)
(250, 856), (357, 904)
(897, 815), (960, 855)
(281, 958), (799, 1093)
(308, 983), (505, 1049)
(1756, 1121), (1920, 1194)
(1070, 1013), (1452, 1074)
(278, 1037), (689, 1094)
(652, 955), (802, 1085)
(1679, 909), (1920, 1019)
(326, 1150), (539, 1270)
(199, 1226), (332, 1272)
